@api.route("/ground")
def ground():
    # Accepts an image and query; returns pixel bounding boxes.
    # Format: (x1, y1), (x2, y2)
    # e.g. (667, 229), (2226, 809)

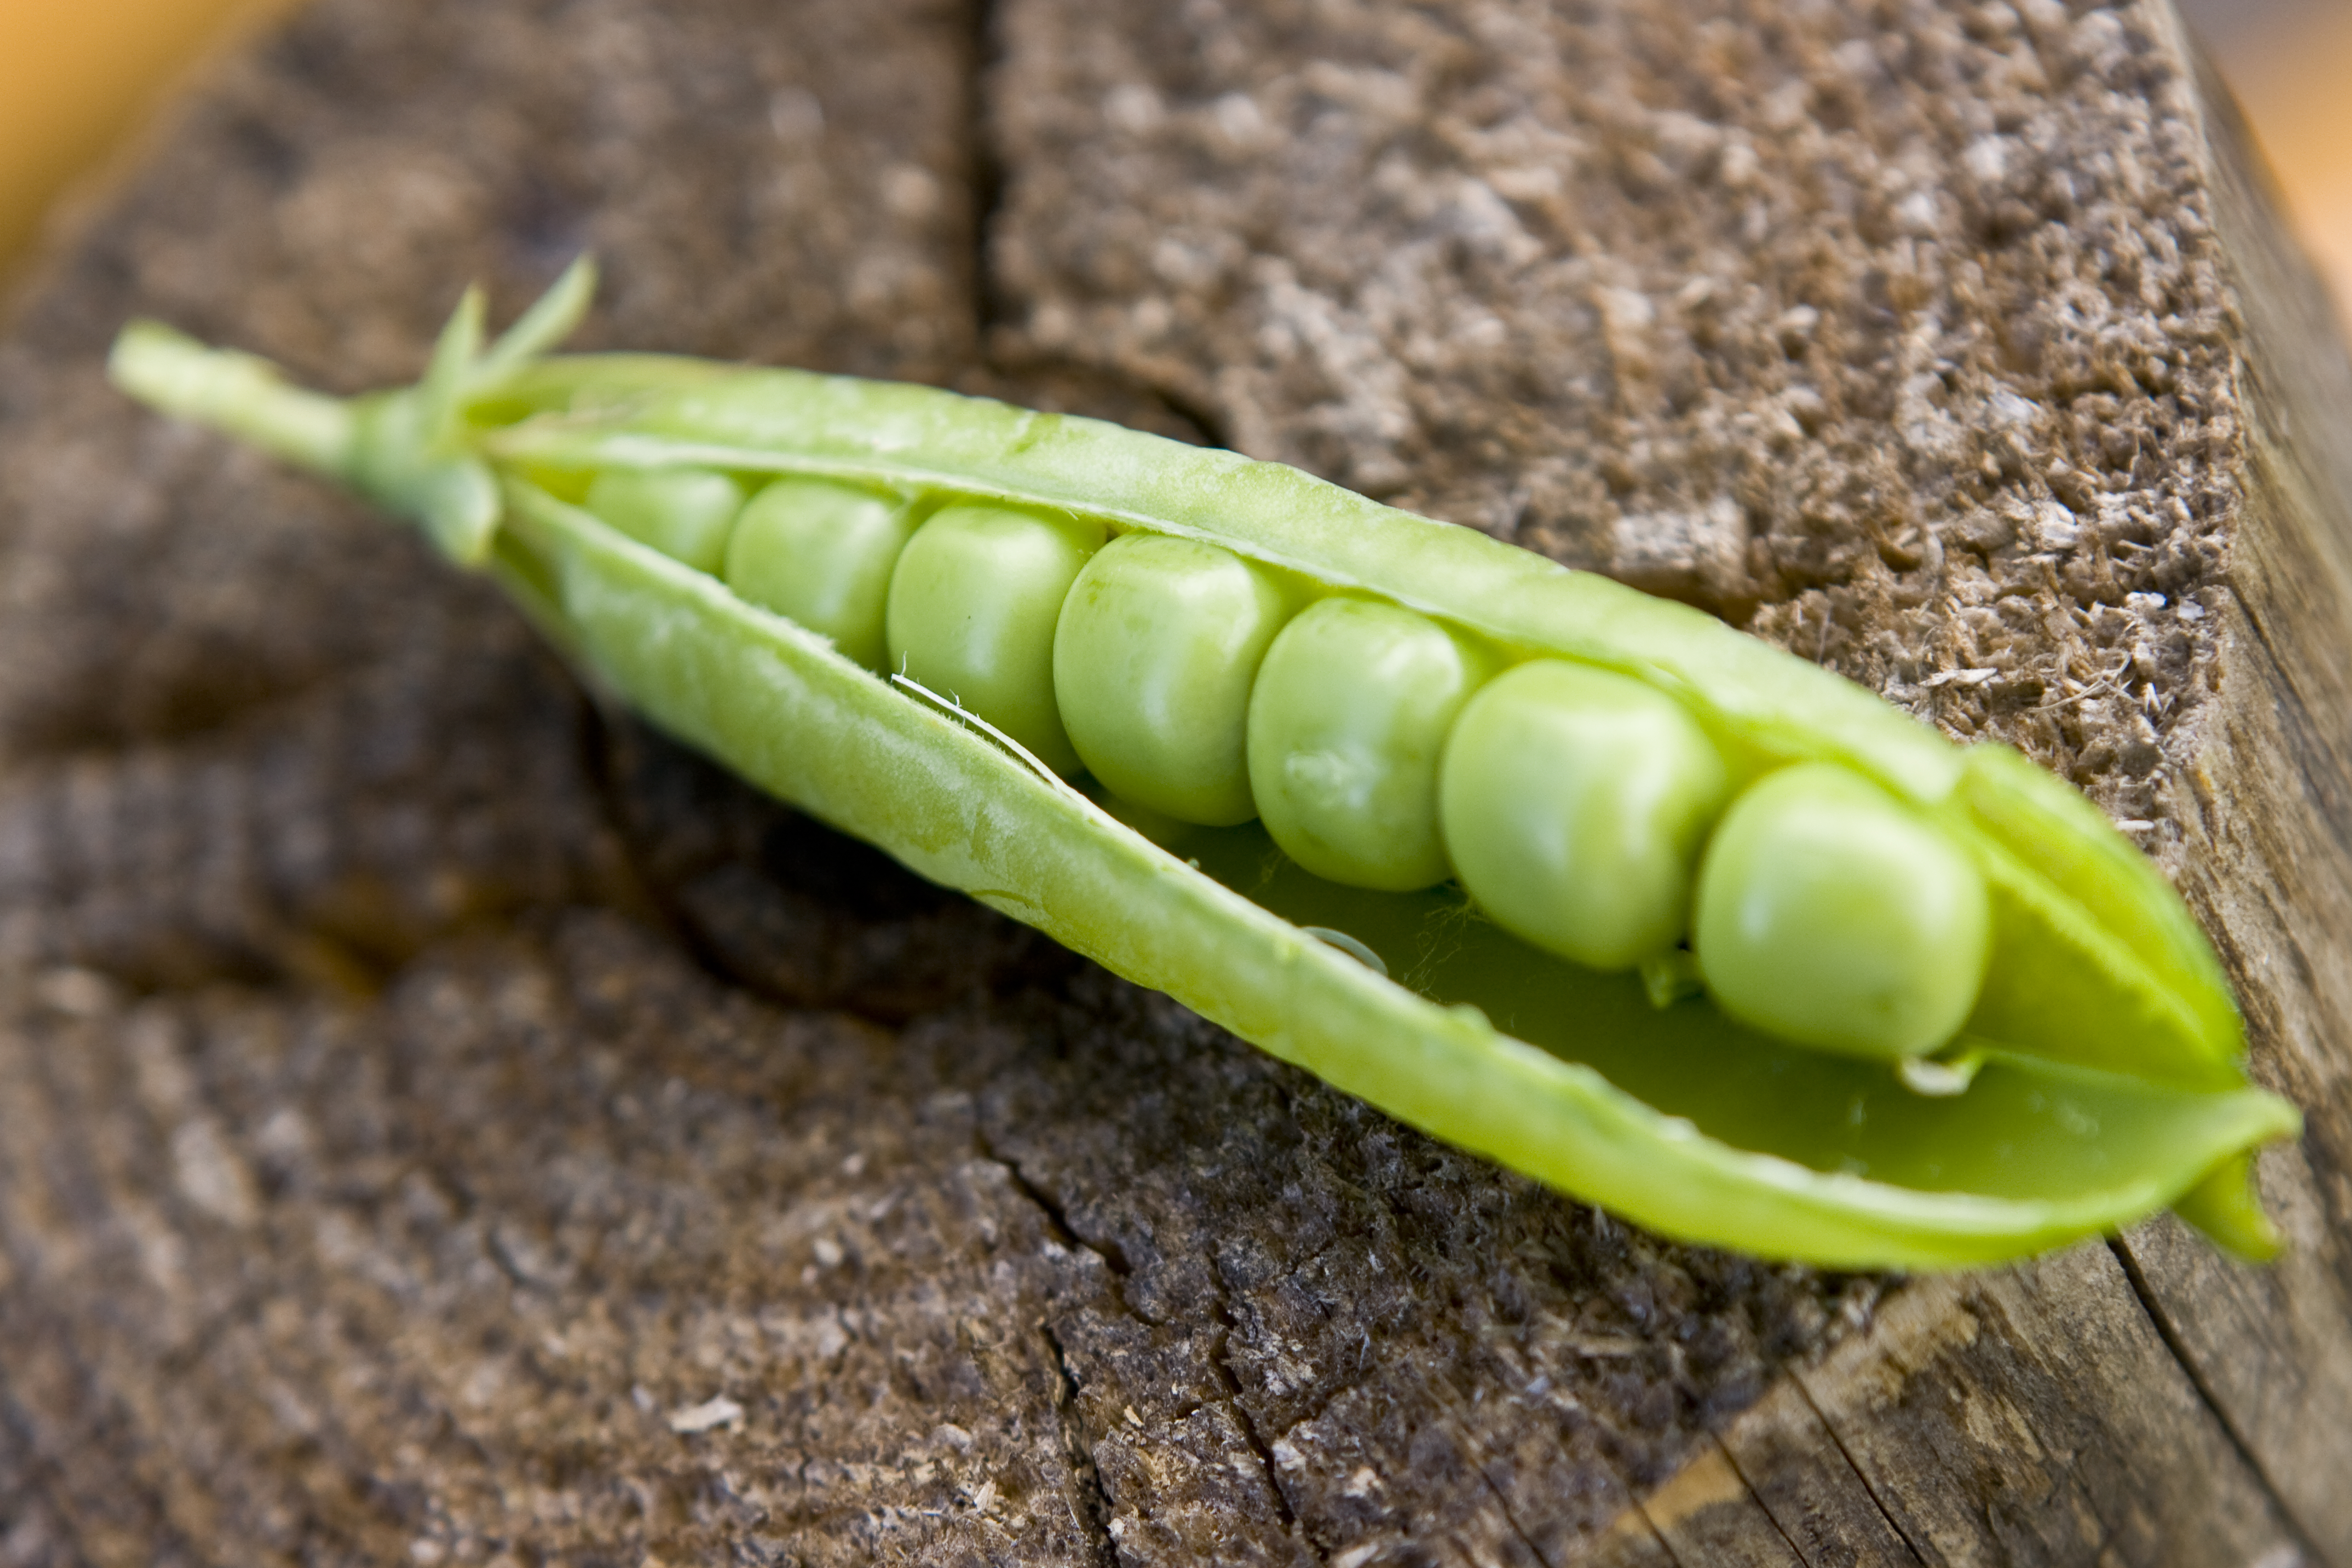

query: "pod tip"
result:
(2171, 1152), (2284, 1262)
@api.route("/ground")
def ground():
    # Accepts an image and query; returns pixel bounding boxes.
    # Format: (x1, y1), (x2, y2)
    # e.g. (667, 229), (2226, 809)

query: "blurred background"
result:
(0, 0), (2346, 317)
(2177, 0), (2352, 312)
(0, 0), (301, 279)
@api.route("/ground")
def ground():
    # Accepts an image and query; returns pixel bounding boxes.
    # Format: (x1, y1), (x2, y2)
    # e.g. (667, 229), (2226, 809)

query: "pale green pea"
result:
(107, 271), (2301, 1271)
(582, 466), (743, 574)
(885, 503), (1104, 775)
(724, 478), (916, 671)
(1054, 532), (1294, 826)
(1440, 660), (1730, 971)
(1247, 597), (1493, 891)
(1693, 763), (1992, 1061)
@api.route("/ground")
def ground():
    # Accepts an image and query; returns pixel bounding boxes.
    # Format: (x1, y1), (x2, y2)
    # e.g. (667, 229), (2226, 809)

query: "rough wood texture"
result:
(0, 0), (2344, 1563)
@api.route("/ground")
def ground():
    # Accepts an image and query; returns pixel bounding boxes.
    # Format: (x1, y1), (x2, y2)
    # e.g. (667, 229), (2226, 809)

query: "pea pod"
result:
(106, 262), (2300, 1269)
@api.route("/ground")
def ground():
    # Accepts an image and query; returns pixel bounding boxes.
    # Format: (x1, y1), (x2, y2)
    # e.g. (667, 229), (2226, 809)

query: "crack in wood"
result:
(981, 1137), (1324, 1558)
(1204, 1274), (1309, 1542)
(1632, 1494), (1697, 1568)
(1039, 1319), (1122, 1568)
(1787, 1367), (1933, 1566)
(964, 0), (1012, 342)
(1706, 1429), (1817, 1568)
(2108, 1237), (2340, 1568)
(1470, 1443), (1559, 1568)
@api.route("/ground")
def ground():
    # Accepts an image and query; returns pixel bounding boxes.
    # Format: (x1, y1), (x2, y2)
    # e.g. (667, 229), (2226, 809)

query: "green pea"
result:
(1248, 597), (1492, 890)
(110, 269), (2300, 1270)
(582, 466), (744, 574)
(885, 503), (1103, 775)
(1693, 764), (1991, 1061)
(723, 478), (916, 671)
(1053, 533), (1294, 826)
(1439, 660), (1729, 971)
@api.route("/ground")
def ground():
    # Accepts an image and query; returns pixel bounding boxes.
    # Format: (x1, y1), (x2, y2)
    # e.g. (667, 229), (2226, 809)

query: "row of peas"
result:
(582, 465), (1994, 1067)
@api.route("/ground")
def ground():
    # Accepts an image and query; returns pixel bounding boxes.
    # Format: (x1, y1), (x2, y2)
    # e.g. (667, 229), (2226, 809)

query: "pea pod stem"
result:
(109, 321), (355, 476)
(105, 270), (2302, 1269)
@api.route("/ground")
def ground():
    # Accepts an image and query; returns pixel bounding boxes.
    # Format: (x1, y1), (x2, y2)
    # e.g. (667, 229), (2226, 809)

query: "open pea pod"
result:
(107, 264), (2300, 1269)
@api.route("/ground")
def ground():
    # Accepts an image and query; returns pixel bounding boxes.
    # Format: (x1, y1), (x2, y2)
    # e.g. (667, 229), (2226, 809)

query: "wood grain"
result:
(0, 0), (2344, 1562)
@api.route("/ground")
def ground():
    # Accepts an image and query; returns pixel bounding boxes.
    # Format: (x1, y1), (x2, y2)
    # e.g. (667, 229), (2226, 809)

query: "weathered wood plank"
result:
(1706, 1378), (1924, 1564)
(0, 0), (2346, 1562)
(2102, 30), (2352, 1559)
(1800, 1258), (2302, 1565)
(1629, 1443), (1809, 1568)
(1598, 1252), (2316, 1567)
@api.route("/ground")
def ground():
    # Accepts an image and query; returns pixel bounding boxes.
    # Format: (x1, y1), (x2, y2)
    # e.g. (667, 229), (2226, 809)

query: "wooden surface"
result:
(0, 0), (2345, 1563)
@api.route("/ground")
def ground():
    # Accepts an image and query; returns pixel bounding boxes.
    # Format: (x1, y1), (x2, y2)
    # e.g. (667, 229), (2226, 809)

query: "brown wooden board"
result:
(0, 0), (2344, 1562)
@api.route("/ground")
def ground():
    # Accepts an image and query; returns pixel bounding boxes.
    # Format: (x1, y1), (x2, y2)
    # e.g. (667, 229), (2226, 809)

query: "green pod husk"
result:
(107, 266), (2301, 1268)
